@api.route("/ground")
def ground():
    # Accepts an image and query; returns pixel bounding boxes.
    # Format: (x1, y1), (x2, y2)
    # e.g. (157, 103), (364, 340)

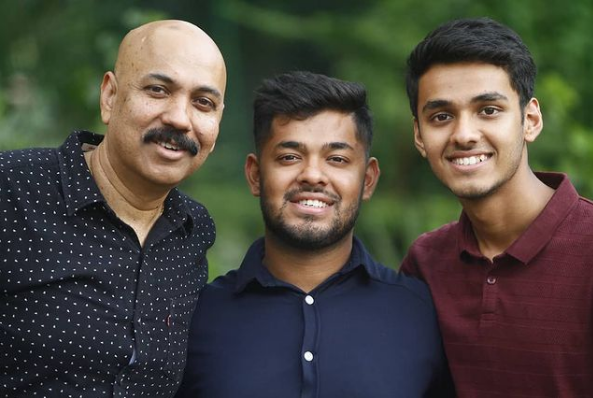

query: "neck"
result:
(461, 169), (554, 260)
(262, 232), (354, 293)
(84, 144), (167, 246)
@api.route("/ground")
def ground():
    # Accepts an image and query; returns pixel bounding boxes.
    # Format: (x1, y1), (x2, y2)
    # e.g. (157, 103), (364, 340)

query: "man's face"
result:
(100, 23), (226, 191)
(413, 62), (542, 200)
(245, 110), (379, 250)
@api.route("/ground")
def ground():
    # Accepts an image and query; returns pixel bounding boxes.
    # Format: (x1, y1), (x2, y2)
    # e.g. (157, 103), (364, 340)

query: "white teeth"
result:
(159, 141), (179, 151)
(298, 199), (328, 208)
(453, 154), (488, 165)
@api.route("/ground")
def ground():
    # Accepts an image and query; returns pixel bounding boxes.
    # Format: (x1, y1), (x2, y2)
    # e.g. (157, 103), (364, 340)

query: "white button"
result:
(305, 295), (315, 305)
(486, 276), (497, 285)
(303, 351), (314, 362)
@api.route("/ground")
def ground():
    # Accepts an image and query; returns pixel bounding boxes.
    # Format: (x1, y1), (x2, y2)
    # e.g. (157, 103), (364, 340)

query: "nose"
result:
(296, 158), (329, 187)
(160, 97), (192, 132)
(450, 114), (480, 147)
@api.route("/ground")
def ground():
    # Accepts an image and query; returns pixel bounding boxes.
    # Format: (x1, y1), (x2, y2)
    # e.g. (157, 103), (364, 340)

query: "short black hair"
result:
(406, 17), (536, 118)
(253, 71), (373, 156)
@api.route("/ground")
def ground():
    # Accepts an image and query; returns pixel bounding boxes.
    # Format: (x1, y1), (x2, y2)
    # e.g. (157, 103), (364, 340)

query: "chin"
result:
(450, 183), (499, 200)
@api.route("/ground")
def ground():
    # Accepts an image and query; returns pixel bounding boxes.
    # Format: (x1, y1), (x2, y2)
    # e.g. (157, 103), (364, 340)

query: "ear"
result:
(413, 118), (427, 157)
(523, 98), (543, 143)
(361, 157), (381, 201)
(100, 72), (118, 125)
(244, 153), (261, 197)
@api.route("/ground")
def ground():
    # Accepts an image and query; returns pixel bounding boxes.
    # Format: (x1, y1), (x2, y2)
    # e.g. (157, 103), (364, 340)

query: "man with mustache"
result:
(0, 20), (226, 397)
(175, 71), (454, 398)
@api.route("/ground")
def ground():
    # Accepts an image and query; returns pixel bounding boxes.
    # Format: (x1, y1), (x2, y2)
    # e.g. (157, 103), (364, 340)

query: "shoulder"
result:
(198, 270), (239, 301)
(0, 148), (60, 197)
(399, 220), (461, 280)
(207, 269), (239, 291)
(409, 220), (460, 250)
(175, 191), (215, 230)
(0, 147), (58, 174)
(367, 260), (435, 310)
(177, 192), (212, 218)
(192, 271), (239, 321)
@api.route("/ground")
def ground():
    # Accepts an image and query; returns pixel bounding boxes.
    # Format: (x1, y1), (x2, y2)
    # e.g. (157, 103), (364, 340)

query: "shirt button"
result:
(305, 295), (315, 305)
(303, 351), (314, 362)
(487, 276), (497, 285)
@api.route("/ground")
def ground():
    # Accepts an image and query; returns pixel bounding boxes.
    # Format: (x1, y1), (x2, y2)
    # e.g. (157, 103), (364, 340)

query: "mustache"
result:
(284, 187), (340, 202)
(143, 127), (199, 156)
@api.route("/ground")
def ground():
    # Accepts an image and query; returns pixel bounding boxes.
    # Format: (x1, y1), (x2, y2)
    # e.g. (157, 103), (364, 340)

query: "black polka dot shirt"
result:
(0, 131), (215, 397)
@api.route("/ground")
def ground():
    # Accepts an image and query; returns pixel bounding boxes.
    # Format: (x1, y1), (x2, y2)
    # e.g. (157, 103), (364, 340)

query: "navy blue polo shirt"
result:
(175, 237), (454, 398)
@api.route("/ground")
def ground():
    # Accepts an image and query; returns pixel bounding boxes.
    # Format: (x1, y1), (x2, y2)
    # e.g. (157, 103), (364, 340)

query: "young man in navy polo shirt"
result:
(175, 71), (454, 398)
(401, 17), (593, 397)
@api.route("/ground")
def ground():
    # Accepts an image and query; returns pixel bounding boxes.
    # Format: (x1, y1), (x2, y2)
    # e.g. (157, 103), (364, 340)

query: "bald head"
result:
(114, 20), (226, 96)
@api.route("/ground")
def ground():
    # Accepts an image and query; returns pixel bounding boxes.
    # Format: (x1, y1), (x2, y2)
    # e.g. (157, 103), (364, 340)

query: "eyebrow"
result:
(472, 92), (508, 103)
(421, 92), (509, 114)
(275, 141), (354, 151)
(146, 72), (223, 99)
(323, 142), (354, 151)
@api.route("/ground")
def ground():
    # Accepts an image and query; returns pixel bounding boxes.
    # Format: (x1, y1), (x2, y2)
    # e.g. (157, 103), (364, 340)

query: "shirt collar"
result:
(457, 172), (579, 263)
(58, 130), (104, 215)
(58, 130), (196, 232)
(233, 236), (377, 293)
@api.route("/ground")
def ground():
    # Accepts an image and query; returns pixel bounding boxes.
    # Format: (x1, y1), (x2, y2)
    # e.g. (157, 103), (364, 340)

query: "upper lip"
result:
(289, 193), (336, 206)
(155, 139), (182, 150)
(446, 150), (491, 161)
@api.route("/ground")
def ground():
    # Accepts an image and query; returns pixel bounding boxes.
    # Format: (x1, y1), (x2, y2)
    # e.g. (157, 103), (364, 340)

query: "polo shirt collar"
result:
(458, 172), (578, 264)
(58, 130), (195, 232)
(234, 236), (376, 293)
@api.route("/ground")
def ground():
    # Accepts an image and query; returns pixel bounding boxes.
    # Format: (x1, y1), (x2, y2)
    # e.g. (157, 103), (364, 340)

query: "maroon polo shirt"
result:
(401, 172), (593, 397)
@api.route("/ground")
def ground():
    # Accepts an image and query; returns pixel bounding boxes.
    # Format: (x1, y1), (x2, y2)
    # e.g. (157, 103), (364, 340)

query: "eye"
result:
(480, 106), (500, 116)
(277, 153), (300, 163)
(328, 156), (348, 164)
(145, 85), (168, 96)
(430, 113), (452, 123)
(194, 97), (216, 111)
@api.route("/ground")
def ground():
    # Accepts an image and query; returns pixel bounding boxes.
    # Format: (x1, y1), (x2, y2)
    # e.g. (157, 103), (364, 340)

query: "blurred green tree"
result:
(1, 0), (592, 278)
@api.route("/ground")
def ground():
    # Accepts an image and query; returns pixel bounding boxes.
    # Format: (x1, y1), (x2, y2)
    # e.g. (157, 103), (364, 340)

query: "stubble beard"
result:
(260, 188), (362, 251)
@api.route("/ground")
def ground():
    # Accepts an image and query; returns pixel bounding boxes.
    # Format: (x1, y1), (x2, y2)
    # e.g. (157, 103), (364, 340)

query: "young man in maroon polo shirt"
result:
(401, 17), (593, 397)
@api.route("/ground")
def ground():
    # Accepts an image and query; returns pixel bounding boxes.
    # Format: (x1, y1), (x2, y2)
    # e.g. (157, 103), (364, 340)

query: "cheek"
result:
(194, 116), (220, 146)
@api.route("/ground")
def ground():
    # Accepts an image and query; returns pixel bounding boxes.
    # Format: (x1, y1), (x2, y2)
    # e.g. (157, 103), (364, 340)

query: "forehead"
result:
(266, 110), (360, 149)
(418, 62), (516, 105)
(118, 26), (226, 95)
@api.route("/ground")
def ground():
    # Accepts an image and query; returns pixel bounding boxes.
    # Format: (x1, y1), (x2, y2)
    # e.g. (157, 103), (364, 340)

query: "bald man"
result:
(0, 20), (226, 397)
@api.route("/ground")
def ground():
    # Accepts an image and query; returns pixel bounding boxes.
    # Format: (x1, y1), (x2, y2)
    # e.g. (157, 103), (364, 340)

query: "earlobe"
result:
(413, 119), (427, 157)
(362, 157), (381, 201)
(244, 154), (261, 197)
(524, 98), (544, 143)
(100, 72), (117, 125)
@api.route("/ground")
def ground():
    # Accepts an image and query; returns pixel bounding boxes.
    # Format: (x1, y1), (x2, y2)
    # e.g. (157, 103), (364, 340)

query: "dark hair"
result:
(405, 17), (536, 118)
(253, 71), (373, 156)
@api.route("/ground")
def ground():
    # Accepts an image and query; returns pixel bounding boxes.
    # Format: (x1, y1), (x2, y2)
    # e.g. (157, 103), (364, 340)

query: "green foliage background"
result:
(2, 0), (592, 278)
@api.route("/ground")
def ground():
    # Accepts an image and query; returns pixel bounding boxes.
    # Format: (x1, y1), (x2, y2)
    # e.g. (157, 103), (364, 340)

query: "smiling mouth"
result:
(451, 154), (489, 166)
(298, 199), (329, 209)
(157, 140), (182, 151)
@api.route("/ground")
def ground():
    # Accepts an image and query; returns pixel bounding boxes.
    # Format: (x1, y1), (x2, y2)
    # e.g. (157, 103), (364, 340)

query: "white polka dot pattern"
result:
(0, 131), (215, 397)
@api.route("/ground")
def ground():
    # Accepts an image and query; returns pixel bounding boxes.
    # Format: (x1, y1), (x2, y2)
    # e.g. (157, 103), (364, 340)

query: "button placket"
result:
(300, 293), (318, 397)
(482, 273), (498, 315)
